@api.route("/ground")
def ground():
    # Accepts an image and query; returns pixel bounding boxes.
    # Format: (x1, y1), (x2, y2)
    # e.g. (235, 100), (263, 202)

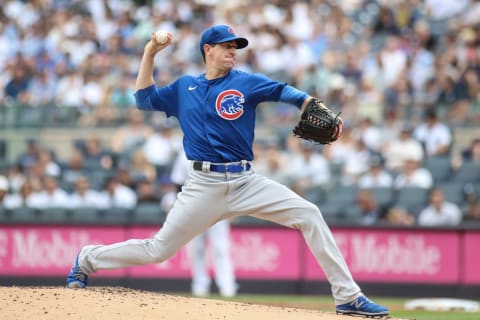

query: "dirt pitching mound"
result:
(0, 286), (398, 320)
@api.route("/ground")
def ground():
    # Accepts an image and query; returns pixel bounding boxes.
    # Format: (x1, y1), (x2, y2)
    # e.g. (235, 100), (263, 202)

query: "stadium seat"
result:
(133, 203), (165, 224)
(393, 187), (430, 217)
(8, 207), (39, 223)
(423, 156), (452, 183)
(37, 207), (70, 224)
(320, 185), (358, 218)
(99, 207), (132, 224)
(70, 207), (101, 224)
(0, 207), (10, 223)
(451, 161), (480, 184)
(436, 182), (465, 205)
(362, 186), (395, 208)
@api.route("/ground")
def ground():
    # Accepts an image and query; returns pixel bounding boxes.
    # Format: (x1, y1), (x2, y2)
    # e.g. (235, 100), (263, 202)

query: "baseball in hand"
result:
(155, 30), (171, 44)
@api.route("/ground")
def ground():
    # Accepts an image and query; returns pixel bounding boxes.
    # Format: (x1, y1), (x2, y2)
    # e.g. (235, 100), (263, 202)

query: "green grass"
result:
(197, 294), (480, 320)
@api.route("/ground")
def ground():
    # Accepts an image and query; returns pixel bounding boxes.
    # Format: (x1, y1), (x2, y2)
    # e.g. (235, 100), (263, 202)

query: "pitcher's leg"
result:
(209, 220), (237, 297)
(229, 174), (361, 304)
(189, 233), (211, 296)
(79, 180), (226, 274)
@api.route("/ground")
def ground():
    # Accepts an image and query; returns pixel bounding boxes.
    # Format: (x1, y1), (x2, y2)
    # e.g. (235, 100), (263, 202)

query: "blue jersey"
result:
(135, 69), (286, 162)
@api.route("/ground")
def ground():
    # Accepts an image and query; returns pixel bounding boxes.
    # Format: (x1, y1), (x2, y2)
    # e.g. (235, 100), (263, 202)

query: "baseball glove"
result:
(293, 98), (343, 144)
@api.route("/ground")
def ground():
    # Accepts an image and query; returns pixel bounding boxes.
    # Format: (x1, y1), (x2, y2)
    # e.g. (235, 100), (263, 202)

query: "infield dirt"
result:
(0, 286), (406, 320)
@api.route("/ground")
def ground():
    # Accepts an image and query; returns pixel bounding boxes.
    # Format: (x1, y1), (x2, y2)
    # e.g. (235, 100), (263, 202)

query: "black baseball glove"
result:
(293, 98), (343, 144)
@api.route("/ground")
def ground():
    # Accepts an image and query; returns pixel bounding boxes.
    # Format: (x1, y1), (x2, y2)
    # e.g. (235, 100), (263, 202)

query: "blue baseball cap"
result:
(199, 25), (248, 59)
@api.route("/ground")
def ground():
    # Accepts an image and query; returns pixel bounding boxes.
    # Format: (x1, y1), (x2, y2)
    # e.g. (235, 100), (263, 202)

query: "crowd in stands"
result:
(1, 0), (480, 227)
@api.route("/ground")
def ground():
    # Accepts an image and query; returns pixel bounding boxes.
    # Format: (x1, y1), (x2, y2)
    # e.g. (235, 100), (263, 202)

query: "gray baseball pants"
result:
(78, 165), (362, 304)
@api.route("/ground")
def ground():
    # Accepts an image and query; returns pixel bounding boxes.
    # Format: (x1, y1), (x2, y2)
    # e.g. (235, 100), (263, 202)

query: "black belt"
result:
(192, 161), (251, 173)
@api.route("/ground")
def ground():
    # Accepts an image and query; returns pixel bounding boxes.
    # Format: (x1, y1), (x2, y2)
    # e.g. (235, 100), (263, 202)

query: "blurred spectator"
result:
(341, 139), (371, 185)
(79, 72), (107, 126)
(463, 200), (480, 223)
(383, 207), (415, 226)
(5, 163), (26, 193)
(379, 36), (407, 89)
(68, 175), (108, 209)
(2, 179), (36, 209)
(461, 138), (480, 163)
(357, 155), (393, 189)
(384, 123), (424, 172)
(417, 187), (462, 227)
(61, 149), (89, 189)
(16, 139), (41, 172)
(28, 175), (70, 209)
(82, 135), (113, 170)
(142, 118), (181, 169)
(111, 108), (153, 155)
(55, 70), (84, 110)
(37, 148), (61, 178)
(101, 175), (137, 209)
(4, 67), (30, 105)
(289, 141), (331, 196)
(129, 149), (157, 184)
(393, 157), (433, 190)
(26, 69), (56, 107)
(353, 118), (383, 152)
(323, 124), (356, 168)
(413, 109), (452, 157)
(354, 189), (387, 226)
(103, 73), (136, 123)
(135, 178), (161, 204)
(0, 175), (8, 205)
(252, 141), (291, 186)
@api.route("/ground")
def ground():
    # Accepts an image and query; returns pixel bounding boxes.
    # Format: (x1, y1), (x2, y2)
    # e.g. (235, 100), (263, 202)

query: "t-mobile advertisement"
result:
(0, 225), (476, 284)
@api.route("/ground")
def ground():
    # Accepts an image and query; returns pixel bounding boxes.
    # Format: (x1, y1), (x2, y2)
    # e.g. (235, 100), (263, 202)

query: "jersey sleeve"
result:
(247, 73), (287, 105)
(134, 81), (180, 117)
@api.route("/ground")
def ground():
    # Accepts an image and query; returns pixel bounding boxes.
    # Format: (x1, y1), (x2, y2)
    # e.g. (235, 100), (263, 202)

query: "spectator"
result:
(252, 141), (291, 186)
(383, 207), (416, 226)
(82, 135), (113, 170)
(111, 108), (153, 156)
(357, 155), (393, 189)
(142, 118), (181, 169)
(417, 187), (462, 227)
(463, 200), (480, 224)
(323, 123), (356, 168)
(16, 139), (41, 172)
(4, 67), (30, 104)
(37, 148), (61, 178)
(5, 163), (26, 193)
(28, 175), (70, 209)
(135, 178), (161, 204)
(354, 189), (387, 226)
(413, 108), (452, 157)
(289, 141), (331, 196)
(353, 118), (383, 152)
(61, 149), (89, 190)
(2, 179), (36, 209)
(393, 156), (433, 190)
(341, 139), (371, 185)
(129, 149), (157, 184)
(384, 123), (424, 173)
(0, 175), (8, 206)
(26, 69), (56, 107)
(461, 138), (480, 163)
(68, 175), (108, 209)
(101, 176), (137, 209)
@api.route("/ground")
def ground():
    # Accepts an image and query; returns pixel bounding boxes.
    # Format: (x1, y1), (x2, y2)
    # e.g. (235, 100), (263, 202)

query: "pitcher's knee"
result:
(292, 203), (325, 230)
(145, 238), (177, 263)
